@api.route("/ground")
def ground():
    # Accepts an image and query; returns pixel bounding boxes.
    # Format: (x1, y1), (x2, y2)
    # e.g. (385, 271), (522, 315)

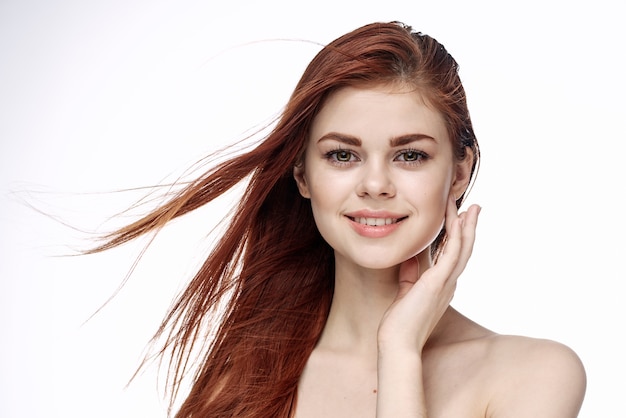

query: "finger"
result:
(450, 204), (481, 278)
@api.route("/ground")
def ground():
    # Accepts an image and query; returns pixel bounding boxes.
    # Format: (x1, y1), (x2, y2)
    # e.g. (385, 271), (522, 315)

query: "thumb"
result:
(397, 256), (420, 300)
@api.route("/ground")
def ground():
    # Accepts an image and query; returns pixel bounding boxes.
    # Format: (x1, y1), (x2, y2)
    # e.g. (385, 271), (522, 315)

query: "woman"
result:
(93, 21), (586, 416)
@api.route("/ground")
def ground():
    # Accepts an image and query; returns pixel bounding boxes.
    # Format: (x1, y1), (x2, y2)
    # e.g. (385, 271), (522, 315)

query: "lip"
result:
(344, 210), (408, 238)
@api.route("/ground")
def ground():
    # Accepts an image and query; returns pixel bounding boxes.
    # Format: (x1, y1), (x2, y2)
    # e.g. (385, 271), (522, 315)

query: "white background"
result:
(1, 1), (624, 417)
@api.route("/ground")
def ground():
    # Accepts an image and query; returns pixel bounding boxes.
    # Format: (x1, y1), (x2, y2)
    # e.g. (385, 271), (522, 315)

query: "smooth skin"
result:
(293, 84), (586, 417)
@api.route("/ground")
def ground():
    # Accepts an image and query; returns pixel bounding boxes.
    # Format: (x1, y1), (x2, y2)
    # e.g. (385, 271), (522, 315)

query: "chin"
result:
(358, 260), (402, 271)
(340, 251), (418, 272)
(359, 244), (432, 268)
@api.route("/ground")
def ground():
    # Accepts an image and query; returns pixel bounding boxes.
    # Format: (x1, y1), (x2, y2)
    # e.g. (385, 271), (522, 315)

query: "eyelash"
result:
(324, 148), (357, 164)
(324, 148), (429, 166)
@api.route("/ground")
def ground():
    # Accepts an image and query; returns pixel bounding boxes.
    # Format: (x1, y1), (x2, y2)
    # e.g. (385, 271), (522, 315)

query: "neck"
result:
(316, 251), (431, 360)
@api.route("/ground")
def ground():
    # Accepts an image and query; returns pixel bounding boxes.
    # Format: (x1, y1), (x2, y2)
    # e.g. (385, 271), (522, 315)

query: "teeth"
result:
(355, 217), (398, 226)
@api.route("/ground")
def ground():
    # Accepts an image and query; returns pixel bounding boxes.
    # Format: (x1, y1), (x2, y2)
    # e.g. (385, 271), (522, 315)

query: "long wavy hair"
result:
(91, 21), (479, 417)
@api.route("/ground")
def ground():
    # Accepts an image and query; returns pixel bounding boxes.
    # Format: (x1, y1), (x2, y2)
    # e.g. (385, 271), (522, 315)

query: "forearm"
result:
(376, 346), (427, 418)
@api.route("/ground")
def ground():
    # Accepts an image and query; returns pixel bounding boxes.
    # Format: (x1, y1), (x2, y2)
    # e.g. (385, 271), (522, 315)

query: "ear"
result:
(293, 162), (311, 199)
(450, 147), (474, 201)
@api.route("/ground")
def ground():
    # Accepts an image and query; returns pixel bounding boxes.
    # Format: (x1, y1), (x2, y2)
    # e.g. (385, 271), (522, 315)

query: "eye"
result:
(401, 150), (420, 161)
(325, 149), (358, 164)
(336, 150), (352, 161)
(395, 149), (428, 163)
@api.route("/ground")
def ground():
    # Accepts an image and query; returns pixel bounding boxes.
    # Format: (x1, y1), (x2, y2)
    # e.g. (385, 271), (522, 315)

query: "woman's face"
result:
(294, 84), (469, 270)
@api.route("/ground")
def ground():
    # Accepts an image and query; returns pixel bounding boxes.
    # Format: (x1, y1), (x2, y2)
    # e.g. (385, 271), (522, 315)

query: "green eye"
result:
(336, 150), (352, 161)
(404, 151), (419, 161)
(396, 149), (427, 163)
(324, 149), (357, 165)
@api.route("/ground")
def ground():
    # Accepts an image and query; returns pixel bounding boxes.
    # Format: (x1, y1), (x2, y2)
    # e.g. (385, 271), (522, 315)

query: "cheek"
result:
(405, 175), (449, 243)
(305, 173), (354, 244)
(305, 175), (336, 223)
(403, 168), (450, 205)
(431, 183), (450, 224)
(306, 166), (351, 207)
(419, 190), (447, 237)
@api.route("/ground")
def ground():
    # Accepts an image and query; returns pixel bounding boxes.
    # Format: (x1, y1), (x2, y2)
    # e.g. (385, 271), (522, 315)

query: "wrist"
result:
(377, 344), (422, 364)
(377, 331), (425, 357)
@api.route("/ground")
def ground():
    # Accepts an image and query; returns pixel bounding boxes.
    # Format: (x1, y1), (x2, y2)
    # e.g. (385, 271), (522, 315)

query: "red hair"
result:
(92, 21), (479, 417)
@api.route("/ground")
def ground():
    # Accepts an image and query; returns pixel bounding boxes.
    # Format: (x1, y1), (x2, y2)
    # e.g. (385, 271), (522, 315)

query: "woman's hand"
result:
(375, 196), (480, 417)
(377, 195), (481, 352)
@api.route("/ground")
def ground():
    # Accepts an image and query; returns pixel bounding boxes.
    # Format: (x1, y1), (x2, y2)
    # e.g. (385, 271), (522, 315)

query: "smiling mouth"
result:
(346, 216), (408, 226)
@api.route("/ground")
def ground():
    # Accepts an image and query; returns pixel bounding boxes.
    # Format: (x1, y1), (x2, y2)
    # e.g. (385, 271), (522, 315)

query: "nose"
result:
(356, 161), (396, 199)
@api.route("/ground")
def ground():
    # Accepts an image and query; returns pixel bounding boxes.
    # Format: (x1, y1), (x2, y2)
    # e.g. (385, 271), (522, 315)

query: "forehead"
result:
(310, 84), (449, 143)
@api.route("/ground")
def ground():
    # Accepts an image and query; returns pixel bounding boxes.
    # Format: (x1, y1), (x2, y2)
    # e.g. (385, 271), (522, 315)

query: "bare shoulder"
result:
(482, 334), (587, 417)
(429, 309), (586, 417)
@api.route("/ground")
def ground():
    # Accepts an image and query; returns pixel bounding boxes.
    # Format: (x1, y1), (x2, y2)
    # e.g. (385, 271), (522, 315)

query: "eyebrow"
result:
(317, 132), (436, 146)
(390, 134), (436, 147)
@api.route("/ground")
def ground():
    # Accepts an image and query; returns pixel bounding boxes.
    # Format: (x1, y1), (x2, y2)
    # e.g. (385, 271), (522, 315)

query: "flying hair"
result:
(90, 21), (480, 417)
